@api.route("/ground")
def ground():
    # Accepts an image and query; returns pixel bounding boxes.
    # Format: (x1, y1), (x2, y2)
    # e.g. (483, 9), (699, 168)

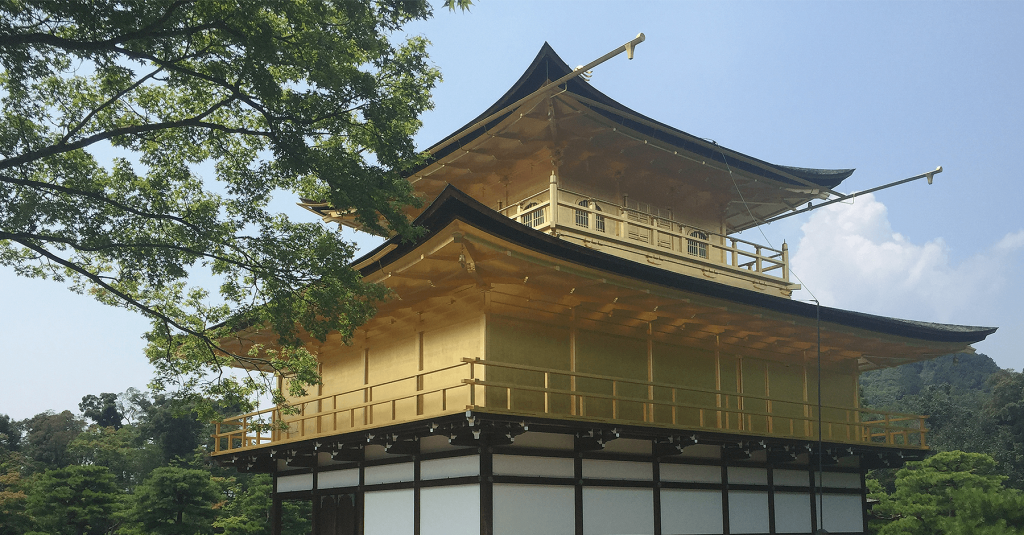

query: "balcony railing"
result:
(498, 188), (792, 292)
(212, 359), (927, 455)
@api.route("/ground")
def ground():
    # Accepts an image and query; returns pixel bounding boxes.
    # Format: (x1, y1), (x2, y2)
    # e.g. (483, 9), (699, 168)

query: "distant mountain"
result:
(860, 352), (1001, 409)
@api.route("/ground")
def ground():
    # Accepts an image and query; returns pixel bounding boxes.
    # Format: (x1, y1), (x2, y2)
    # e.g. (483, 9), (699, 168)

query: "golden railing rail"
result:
(212, 359), (927, 454)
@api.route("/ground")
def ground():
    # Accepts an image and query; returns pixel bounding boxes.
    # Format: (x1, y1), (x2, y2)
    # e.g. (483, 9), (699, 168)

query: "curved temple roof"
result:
(406, 44), (855, 233)
(303, 44), (859, 234)
(425, 43), (854, 191)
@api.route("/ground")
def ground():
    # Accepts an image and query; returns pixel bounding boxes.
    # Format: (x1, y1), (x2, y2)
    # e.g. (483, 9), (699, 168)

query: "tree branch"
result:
(59, 66), (166, 145)
(0, 97), (253, 171)
(0, 173), (200, 233)
(0, 230), (269, 278)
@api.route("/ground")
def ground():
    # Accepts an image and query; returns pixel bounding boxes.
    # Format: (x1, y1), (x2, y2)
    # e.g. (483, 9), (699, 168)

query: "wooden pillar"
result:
(652, 444), (662, 535)
(480, 445), (494, 535)
(414, 449), (421, 535)
(767, 465), (776, 534)
(271, 474), (283, 535)
(574, 439), (584, 535)
(809, 464), (819, 533)
(721, 454), (730, 535)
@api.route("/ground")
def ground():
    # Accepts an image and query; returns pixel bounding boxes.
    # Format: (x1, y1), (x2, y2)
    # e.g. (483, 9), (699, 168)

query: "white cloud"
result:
(790, 193), (1024, 330)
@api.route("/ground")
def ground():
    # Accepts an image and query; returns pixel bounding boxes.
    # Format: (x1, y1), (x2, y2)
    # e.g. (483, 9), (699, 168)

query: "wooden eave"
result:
(355, 186), (995, 372)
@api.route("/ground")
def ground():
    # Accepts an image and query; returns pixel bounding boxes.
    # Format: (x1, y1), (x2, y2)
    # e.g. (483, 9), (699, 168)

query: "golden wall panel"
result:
(741, 358), (769, 434)
(651, 342), (716, 428)
(766, 361), (808, 437)
(366, 336), (419, 425)
(575, 329), (647, 421)
(421, 316), (483, 414)
(486, 315), (572, 414)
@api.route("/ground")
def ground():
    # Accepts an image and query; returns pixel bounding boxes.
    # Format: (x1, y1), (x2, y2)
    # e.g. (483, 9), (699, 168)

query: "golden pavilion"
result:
(211, 40), (995, 535)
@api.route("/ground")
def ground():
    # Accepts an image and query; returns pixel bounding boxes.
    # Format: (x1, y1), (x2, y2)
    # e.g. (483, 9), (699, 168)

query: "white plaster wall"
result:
(583, 459), (652, 481)
(420, 485), (479, 535)
(318, 468), (359, 489)
(364, 489), (414, 535)
(822, 472), (861, 489)
(728, 491), (770, 534)
(660, 463), (721, 483)
(583, 487), (654, 535)
(728, 466), (768, 485)
(774, 492), (812, 533)
(421, 455), (480, 480)
(774, 469), (810, 487)
(660, 489), (723, 534)
(276, 473), (313, 492)
(494, 484), (575, 535)
(493, 455), (573, 478)
(819, 493), (864, 533)
(364, 462), (413, 485)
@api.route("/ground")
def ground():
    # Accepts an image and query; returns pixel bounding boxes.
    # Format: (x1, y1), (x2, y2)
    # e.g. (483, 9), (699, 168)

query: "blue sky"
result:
(3, 1), (1022, 420)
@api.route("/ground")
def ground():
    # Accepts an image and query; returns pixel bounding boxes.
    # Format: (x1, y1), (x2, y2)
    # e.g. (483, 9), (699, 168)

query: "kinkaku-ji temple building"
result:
(212, 40), (996, 535)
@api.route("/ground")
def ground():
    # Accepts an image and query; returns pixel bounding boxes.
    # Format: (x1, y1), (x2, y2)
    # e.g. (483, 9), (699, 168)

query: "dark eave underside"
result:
(357, 185), (996, 346)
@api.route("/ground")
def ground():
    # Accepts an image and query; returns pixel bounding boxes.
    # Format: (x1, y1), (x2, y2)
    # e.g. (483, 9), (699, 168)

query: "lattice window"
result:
(575, 199), (606, 233)
(575, 200), (589, 228)
(520, 202), (544, 228)
(687, 229), (709, 258)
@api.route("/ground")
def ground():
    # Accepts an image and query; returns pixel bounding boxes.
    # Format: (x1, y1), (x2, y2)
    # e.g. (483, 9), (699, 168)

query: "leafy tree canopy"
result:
(869, 451), (1024, 535)
(25, 464), (122, 535)
(0, 415), (20, 453)
(0, 451), (31, 535)
(124, 466), (222, 535)
(0, 0), (468, 415)
(21, 410), (85, 470)
(79, 393), (124, 430)
(67, 424), (163, 492)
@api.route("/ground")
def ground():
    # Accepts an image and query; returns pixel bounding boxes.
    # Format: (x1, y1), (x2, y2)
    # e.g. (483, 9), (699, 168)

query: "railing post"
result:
(782, 242), (790, 282)
(215, 422), (221, 453)
(469, 361), (476, 407)
(549, 171), (558, 231)
(367, 386), (373, 425)
(731, 239), (738, 268)
(672, 388), (677, 425)
(755, 245), (763, 273)
(544, 372), (550, 414)
(612, 381), (618, 420)
(416, 373), (424, 416)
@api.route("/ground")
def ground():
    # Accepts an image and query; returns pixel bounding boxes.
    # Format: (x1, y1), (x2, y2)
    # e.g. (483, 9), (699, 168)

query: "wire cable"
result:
(720, 148), (828, 533)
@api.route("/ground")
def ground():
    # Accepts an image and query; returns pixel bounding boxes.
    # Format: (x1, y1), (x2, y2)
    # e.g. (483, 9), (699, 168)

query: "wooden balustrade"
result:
(212, 359), (927, 454)
(495, 188), (792, 289)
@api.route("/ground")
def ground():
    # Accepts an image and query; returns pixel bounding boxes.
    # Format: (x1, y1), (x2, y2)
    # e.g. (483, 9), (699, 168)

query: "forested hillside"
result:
(861, 353), (1024, 534)
(860, 353), (1024, 490)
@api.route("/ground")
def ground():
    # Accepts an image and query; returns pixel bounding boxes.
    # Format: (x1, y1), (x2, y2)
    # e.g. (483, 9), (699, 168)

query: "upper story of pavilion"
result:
(302, 44), (855, 298)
